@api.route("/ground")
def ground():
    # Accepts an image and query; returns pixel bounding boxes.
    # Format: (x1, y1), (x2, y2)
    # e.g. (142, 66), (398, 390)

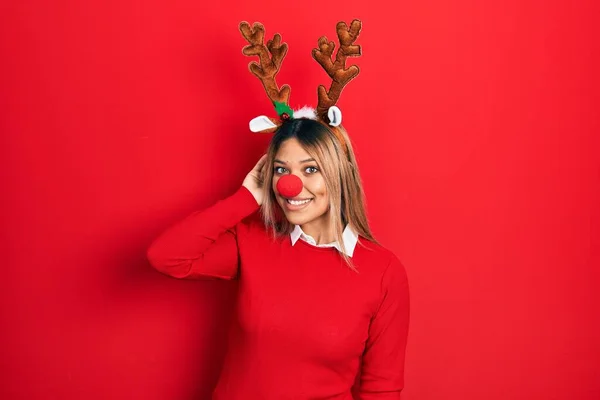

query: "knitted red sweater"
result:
(147, 186), (410, 399)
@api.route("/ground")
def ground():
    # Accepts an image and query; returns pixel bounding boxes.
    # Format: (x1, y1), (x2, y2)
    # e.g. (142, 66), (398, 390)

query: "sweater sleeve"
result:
(354, 256), (410, 399)
(146, 186), (260, 280)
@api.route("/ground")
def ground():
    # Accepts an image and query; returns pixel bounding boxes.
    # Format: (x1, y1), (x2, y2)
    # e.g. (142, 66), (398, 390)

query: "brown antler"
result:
(312, 20), (362, 120)
(239, 21), (291, 107)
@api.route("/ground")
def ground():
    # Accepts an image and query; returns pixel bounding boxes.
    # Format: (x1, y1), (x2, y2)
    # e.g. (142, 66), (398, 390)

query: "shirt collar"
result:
(290, 224), (359, 257)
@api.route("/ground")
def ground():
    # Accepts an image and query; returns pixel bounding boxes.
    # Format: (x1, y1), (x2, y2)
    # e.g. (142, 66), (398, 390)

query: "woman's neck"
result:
(300, 214), (335, 245)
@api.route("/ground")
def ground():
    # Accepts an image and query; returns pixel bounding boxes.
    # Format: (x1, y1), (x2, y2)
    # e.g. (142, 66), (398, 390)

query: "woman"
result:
(147, 117), (410, 399)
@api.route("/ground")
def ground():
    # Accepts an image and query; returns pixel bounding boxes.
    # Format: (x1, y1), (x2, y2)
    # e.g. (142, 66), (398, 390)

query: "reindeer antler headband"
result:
(239, 20), (362, 135)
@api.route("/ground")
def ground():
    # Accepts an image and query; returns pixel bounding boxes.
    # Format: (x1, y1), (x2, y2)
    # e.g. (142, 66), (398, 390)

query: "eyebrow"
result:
(274, 158), (316, 164)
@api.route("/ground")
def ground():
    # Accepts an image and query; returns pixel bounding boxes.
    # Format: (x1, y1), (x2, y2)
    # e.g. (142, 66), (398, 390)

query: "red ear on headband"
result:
(276, 174), (303, 198)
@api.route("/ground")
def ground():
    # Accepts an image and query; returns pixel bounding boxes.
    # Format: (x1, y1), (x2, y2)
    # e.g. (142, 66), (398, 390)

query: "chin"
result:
(281, 207), (329, 227)
(283, 212), (313, 226)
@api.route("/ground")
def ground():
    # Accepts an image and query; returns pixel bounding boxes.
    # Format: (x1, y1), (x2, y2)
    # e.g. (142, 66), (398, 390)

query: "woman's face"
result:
(272, 138), (330, 227)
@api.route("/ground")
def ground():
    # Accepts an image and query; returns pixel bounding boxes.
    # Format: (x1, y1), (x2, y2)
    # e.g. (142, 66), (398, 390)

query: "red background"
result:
(1, 1), (599, 399)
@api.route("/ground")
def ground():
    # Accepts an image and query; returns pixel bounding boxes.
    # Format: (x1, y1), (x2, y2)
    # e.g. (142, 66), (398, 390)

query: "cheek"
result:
(308, 177), (327, 197)
(304, 178), (328, 214)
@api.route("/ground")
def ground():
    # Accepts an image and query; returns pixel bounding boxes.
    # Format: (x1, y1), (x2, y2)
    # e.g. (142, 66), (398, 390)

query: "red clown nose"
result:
(276, 174), (303, 198)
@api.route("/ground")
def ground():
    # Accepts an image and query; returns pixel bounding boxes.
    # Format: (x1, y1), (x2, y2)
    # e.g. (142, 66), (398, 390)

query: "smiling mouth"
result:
(286, 198), (312, 206)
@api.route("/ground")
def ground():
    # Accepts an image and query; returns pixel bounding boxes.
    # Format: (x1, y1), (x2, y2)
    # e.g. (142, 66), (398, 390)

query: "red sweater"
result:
(147, 186), (410, 399)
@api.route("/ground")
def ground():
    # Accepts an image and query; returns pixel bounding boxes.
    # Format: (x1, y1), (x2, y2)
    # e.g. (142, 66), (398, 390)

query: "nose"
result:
(276, 174), (303, 198)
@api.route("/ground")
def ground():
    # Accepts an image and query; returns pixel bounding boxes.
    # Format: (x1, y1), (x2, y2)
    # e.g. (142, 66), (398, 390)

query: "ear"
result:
(327, 106), (342, 126)
(249, 115), (279, 133)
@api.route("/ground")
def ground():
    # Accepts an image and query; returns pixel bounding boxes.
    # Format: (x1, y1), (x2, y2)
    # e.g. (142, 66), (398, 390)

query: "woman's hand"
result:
(242, 154), (268, 206)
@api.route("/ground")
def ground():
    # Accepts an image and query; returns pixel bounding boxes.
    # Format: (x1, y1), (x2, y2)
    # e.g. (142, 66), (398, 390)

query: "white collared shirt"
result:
(290, 225), (359, 257)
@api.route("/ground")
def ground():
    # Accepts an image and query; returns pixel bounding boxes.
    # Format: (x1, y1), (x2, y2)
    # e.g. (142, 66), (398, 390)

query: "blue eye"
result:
(274, 166), (287, 175)
(305, 166), (319, 174)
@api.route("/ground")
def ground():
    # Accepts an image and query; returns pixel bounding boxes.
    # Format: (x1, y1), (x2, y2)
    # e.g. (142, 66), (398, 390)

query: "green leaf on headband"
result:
(274, 102), (294, 118)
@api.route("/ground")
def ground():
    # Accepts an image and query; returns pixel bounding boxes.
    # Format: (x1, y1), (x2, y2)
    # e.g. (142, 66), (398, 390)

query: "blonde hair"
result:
(260, 118), (376, 269)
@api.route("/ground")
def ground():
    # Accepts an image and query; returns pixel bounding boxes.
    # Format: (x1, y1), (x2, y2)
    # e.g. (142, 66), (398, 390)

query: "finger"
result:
(254, 154), (268, 172)
(260, 155), (269, 173)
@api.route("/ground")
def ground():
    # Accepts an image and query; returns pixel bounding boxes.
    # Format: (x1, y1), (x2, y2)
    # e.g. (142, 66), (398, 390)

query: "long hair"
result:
(260, 118), (376, 268)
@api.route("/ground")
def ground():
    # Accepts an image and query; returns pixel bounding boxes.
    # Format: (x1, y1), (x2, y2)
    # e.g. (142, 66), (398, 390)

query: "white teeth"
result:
(287, 199), (311, 205)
